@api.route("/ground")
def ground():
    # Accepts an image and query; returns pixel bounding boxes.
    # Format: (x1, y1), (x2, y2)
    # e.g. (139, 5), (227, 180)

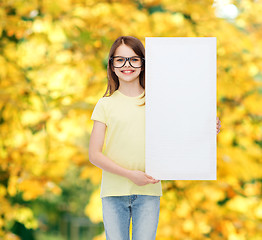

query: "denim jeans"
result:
(102, 194), (160, 240)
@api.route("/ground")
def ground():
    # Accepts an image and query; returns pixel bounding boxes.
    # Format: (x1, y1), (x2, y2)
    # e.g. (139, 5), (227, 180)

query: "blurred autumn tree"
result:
(0, 0), (261, 240)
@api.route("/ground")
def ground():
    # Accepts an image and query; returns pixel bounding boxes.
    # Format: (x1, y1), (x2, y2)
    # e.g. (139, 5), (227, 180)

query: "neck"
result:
(118, 82), (144, 97)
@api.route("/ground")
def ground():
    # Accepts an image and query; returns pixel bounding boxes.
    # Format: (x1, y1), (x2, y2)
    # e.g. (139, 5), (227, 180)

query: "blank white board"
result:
(145, 37), (217, 180)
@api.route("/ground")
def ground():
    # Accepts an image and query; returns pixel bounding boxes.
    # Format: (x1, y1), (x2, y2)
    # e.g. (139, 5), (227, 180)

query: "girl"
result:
(89, 36), (221, 240)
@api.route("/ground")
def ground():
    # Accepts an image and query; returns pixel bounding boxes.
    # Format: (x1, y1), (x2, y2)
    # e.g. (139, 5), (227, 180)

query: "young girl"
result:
(89, 36), (221, 240)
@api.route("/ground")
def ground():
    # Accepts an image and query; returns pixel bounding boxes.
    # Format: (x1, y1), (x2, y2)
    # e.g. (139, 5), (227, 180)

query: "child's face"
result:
(112, 44), (142, 85)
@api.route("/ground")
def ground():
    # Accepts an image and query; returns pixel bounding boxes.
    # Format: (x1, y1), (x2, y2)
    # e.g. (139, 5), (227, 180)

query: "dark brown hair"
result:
(103, 36), (145, 106)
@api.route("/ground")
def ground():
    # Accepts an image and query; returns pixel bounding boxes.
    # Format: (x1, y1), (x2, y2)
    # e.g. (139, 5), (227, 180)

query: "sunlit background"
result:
(0, 0), (261, 239)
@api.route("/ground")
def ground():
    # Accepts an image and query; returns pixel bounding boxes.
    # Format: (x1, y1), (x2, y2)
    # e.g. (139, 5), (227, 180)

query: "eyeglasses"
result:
(110, 56), (144, 68)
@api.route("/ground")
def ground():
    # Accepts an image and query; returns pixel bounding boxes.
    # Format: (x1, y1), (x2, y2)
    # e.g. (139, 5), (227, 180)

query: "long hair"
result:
(103, 36), (145, 106)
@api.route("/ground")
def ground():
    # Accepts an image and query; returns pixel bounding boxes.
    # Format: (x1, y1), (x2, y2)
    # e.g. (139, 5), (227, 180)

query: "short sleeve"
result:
(91, 98), (107, 125)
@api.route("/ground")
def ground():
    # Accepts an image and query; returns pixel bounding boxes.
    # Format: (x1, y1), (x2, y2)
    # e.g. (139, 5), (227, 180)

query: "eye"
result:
(116, 58), (124, 62)
(131, 57), (140, 62)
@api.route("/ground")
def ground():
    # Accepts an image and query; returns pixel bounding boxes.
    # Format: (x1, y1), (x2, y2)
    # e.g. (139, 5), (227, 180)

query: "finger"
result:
(148, 177), (159, 183)
(150, 179), (158, 184)
(153, 180), (160, 184)
(145, 174), (154, 179)
(147, 178), (154, 183)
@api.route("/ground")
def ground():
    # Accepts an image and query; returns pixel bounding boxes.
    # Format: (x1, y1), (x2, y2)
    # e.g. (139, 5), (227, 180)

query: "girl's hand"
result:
(217, 116), (221, 135)
(128, 170), (160, 186)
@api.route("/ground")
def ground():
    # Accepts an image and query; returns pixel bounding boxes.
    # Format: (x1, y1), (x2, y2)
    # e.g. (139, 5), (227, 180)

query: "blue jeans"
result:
(102, 194), (160, 240)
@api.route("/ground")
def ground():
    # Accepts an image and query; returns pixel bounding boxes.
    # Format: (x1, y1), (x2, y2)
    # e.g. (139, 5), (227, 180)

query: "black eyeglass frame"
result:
(109, 56), (145, 68)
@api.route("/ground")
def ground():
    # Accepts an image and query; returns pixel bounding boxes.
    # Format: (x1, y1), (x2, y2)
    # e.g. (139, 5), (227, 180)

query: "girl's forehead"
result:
(115, 44), (136, 56)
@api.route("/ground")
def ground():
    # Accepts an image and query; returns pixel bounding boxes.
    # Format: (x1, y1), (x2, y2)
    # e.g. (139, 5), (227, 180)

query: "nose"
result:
(124, 58), (131, 67)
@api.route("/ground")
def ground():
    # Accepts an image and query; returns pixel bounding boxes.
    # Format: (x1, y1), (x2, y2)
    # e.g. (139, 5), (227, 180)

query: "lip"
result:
(121, 70), (135, 75)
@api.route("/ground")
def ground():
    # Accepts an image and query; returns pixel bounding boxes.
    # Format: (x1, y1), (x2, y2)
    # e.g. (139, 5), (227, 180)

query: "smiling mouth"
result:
(121, 70), (135, 74)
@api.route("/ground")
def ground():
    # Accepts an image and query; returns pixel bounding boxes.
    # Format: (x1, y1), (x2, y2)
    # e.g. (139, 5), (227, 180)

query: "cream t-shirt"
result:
(91, 89), (162, 198)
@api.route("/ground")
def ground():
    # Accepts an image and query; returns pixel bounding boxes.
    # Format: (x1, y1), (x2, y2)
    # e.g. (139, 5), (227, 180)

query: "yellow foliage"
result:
(182, 218), (195, 232)
(254, 202), (262, 219)
(80, 166), (102, 185)
(226, 195), (258, 214)
(159, 208), (172, 224)
(17, 36), (48, 67)
(14, 207), (38, 229)
(0, 0), (261, 239)
(48, 23), (67, 43)
(0, 185), (7, 197)
(13, 0), (38, 16)
(43, 160), (70, 179)
(42, 0), (71, 16)
(92, 231), (106, 240)
(243, 182), (261, 197)
(3, 232), (21, 240)
(175, 200), (191, 217)
(7, 176), (18, 197)
(243, 91), (262, 115)
(18, 179), (45, 200)
(45, 181), (62, 195)
(228, 232), (246, 240)
(202, 185), (225, 202)
(71, 153), (87, 166)
(84, 188), (103, 223)
(198, 220), (211, 234)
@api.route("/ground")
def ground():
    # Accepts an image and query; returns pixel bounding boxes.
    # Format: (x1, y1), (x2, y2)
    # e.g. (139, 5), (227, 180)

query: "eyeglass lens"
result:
(112, 57), (143, 68)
